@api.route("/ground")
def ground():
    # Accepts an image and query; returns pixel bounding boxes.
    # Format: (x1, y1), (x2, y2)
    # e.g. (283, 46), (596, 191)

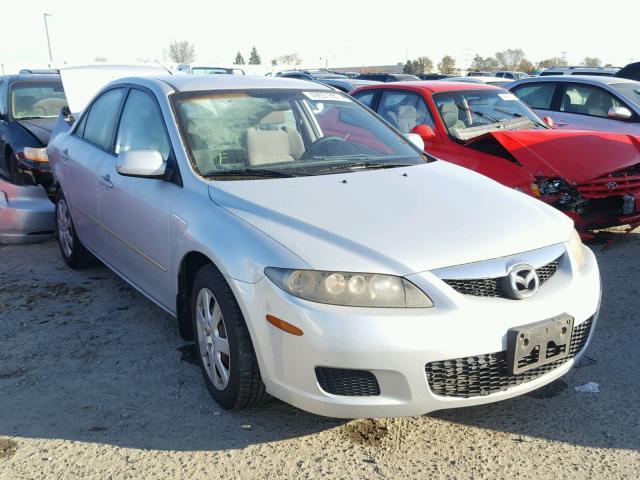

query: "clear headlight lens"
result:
(264, 268), (434, 308)
(567, 228), (586, 269)
(22, 147), (49, 163)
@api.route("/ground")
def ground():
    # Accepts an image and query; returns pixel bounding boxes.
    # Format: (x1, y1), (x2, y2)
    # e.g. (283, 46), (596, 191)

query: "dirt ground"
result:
(1, 233), (639, 480)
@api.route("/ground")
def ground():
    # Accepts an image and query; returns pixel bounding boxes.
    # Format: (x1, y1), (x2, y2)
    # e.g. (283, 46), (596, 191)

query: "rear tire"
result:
(191, 264), (270, 409)
(55, 189), (99, 269)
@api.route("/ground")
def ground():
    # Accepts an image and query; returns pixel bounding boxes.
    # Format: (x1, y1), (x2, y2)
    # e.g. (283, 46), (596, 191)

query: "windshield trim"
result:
(170, 87), (430, 181)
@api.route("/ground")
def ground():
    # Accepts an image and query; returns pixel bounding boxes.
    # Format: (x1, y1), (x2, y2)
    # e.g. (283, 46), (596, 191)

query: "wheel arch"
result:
(176, 250), (214, 341)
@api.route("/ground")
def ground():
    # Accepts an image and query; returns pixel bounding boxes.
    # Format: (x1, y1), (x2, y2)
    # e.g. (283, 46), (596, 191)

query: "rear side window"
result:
(115, 89), (171, 160)
(81, 88), (126, 150)
(353, 91), (375, 108)
(513, 84), (556, 109)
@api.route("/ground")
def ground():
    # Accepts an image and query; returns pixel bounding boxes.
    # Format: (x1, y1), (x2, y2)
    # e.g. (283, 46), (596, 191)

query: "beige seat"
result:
(440, 103), (466, 131)
(247, 111), (304, 166)
(389, 105), (418, 133)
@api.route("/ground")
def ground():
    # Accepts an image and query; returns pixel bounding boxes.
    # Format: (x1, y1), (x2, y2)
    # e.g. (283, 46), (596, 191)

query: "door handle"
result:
(100, 173), (113, 189)
(61, 148), (69, 160)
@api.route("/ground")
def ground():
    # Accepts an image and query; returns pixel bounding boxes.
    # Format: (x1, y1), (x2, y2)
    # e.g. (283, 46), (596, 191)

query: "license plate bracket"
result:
(507, 314), (574, 375)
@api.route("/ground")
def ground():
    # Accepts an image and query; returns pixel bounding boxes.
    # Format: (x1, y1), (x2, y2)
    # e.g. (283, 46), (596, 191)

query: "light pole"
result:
(43, 13), (53, 66)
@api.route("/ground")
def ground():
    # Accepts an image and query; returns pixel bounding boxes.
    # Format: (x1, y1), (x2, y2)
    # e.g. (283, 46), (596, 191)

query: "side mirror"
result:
(411, 124), (438, 142)
(404, 133), (425, 151)
(116, 150), (166, 178)
(608, 106), (632, 120)
(543, 116), (554, 128)
(60, 105), (74, 126)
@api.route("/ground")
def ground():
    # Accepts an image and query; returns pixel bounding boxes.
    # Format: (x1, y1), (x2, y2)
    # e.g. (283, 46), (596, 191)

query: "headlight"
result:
(567, 228), (586, 269)
(264, 268), (434, 308)
(22, 147), (49, 163)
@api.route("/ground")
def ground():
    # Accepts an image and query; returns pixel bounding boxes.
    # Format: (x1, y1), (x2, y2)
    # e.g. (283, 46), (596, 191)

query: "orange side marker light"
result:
(266, 315), (304, 336)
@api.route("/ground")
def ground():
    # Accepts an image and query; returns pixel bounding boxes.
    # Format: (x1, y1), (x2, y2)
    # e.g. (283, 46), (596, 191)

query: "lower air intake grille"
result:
(444, 258), (560, 298)
(316, 367), (380, 396)
(425, 317), (593, 398)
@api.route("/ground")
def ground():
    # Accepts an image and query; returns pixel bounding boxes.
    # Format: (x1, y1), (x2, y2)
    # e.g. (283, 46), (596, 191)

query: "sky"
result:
(1, 0), (638, 74)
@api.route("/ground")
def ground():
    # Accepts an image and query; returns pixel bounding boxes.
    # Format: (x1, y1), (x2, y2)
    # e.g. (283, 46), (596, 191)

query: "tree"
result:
(271, 53), (302, 67)
(470, 54), (498, 72)
(536, 57), (568, 69)
(517, 59), (535, 73)
(495, 49), (526, 71)
(438, 55), (457, 75)
(413, 56), (433, 74)
(403, 60), (416, 74)
(249, 46), (261, 65)
(582, 57), (601, 67)
(234, 51), (246, 65)
(404, 56), (433, 74)
(167, 40), (196, 64)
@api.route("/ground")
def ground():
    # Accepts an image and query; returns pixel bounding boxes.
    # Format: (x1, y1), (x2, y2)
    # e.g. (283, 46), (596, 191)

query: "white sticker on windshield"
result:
(498, 93), (518, 101)
(303, 91), (351, 102)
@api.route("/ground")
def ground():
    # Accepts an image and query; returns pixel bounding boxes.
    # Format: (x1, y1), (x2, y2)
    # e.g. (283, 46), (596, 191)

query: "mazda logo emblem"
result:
(501, 264), (539, 299)
(606, 181), (618, 189)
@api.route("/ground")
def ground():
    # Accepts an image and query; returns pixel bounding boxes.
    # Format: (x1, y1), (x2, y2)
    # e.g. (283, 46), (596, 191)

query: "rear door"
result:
(0, 79), (8, 175)
(61, 87), (126, 251)
(97, 87), (181, 308)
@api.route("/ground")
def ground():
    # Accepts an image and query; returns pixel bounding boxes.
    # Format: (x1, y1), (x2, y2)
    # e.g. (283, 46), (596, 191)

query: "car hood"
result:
(16, 118), (57, 145)
(60, 64), (167, 114)
(207, 162), (571, 275)
(470, 129), (640, 183)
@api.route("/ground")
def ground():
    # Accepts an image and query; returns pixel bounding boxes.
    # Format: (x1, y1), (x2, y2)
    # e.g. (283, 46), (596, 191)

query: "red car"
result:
(351, 82), (640, 236)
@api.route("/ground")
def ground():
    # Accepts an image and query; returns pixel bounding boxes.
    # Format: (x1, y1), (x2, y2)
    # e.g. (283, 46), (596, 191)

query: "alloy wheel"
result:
(57, 198), (73, 258)
(195, 287), (231, 390)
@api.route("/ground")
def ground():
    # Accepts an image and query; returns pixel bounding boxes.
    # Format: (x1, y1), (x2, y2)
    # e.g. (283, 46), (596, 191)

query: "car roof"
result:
(137, 74), (334, 92)
(353, 80), (499, 93)
(512, 75), (640, 86)
(1, 73), (61, 82)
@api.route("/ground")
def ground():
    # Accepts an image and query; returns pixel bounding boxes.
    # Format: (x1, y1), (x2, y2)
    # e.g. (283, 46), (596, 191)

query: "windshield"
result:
(433, 89), (546, 140)
(610, 82), (640, 105)
(10, 81), (67, 119)
(172, 89), (426, 179)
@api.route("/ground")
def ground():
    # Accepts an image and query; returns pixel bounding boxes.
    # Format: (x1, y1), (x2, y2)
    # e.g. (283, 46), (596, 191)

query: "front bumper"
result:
(0, 178), (55, 244)
(230, 246), (601, 418)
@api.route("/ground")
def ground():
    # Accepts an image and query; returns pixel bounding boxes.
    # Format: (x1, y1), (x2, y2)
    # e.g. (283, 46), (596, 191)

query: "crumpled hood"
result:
(207, 162), (571, 275)
(473, 129), (640, 183)
(16, 118), (57, 145)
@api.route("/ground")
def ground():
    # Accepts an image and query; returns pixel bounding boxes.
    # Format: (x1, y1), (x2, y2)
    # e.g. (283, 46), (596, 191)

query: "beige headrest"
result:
(259, 110), (286, 125)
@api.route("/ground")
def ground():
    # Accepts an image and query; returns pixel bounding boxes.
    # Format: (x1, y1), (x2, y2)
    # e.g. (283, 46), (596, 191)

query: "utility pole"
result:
(43, 13), (53, 66)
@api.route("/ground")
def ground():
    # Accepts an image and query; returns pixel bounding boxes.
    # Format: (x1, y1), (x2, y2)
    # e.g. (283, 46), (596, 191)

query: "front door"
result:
(97, 88), (180, 310)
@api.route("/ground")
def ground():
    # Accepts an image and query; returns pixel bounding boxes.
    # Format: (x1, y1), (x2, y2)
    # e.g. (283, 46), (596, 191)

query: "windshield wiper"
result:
(454, 104), (501, 123)
(205, 168), (301, 179)
(313, 161), (417, 174)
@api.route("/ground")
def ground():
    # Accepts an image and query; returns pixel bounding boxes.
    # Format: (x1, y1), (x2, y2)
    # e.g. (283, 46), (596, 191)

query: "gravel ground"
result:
(1, 234), (639, 480)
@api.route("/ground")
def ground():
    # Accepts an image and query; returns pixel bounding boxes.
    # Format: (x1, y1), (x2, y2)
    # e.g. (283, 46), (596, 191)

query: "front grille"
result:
(315, 367), (380, 396)
(425, 317), (593, 398)
(444, 258), (560, 298)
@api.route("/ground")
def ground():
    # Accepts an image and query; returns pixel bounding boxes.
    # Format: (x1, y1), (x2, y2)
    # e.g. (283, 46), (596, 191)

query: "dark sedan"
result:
(0, 73), (66, 190)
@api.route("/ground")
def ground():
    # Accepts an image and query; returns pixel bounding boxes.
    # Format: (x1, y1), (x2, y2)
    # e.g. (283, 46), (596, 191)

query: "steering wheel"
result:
(309, 136), (346, 149)
(301, 136), (347, 160)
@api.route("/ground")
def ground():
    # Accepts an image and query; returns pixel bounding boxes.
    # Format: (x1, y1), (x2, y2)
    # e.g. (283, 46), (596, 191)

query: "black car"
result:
(416, 73), (449, 80)
(0, 73), (66, 188)
(276, 70), (347, 81)
(355, 73), (420, 82)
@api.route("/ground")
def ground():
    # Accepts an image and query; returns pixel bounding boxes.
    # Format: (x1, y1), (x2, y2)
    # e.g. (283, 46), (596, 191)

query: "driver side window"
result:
(378, 91), (435, 133)
(115, 89), (171, 161)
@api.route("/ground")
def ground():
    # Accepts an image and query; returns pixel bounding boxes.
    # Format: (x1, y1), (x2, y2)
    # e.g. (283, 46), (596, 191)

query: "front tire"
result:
(55, 189), (99, 269)
(191, 264), (269, 409)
